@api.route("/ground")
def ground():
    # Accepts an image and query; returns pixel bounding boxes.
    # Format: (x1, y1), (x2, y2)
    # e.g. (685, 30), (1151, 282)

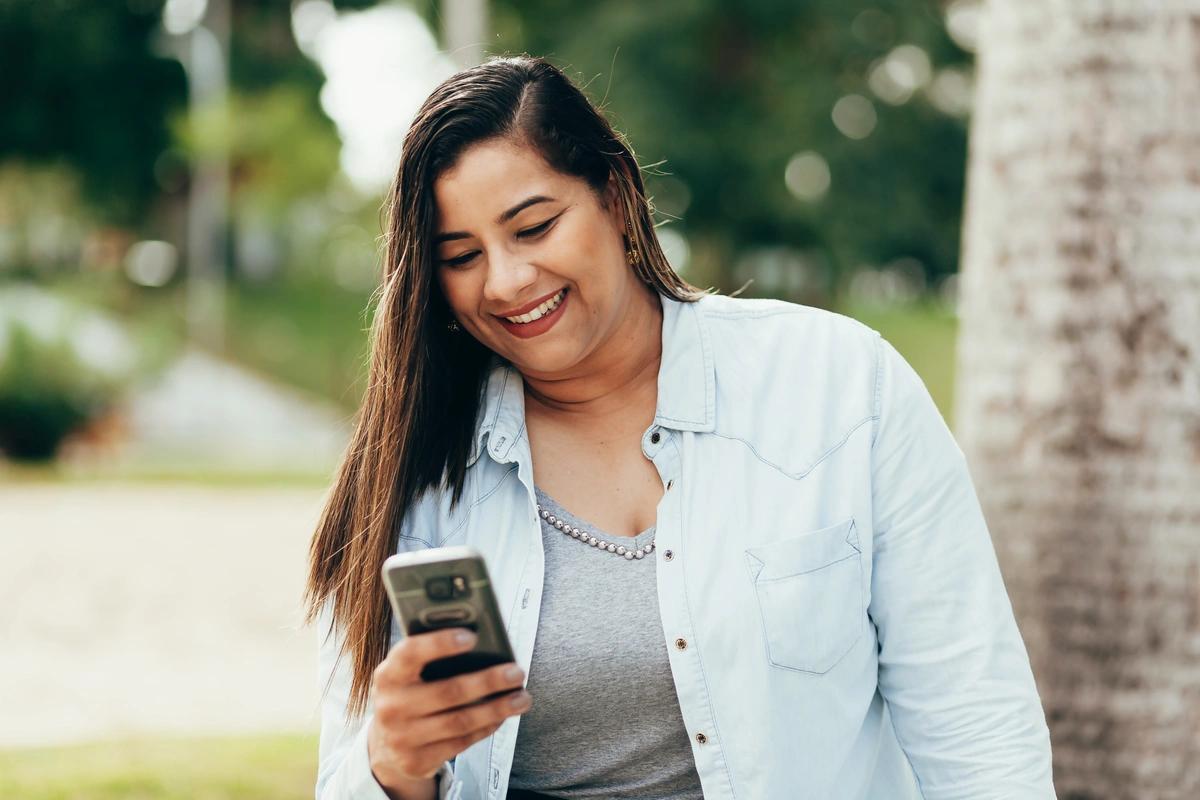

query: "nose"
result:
(482, 248), (539, 310)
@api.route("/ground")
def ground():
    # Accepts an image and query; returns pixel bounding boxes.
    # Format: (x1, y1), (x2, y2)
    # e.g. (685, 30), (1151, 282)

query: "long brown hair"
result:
(304, 54), (708, 718)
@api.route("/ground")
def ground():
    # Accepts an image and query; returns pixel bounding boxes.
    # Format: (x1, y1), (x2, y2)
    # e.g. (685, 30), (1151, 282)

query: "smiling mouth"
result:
(501, 288), (567, 324)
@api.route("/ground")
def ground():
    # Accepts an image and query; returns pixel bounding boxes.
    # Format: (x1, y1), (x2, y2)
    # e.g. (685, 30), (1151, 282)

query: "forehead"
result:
(433, 138), (580, 224)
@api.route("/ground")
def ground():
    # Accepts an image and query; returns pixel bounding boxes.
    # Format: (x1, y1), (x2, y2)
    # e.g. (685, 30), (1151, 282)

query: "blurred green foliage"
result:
(223, 275), (372, 408)
(172, 84), (342, 215)
(0, 325), (103, 460)
(0, 733), (317, 800)
(478, 0), (971, 298)
(0, 307), (139, 463)
(0, 282), (180, 461)
(0, 0), (186, 226)
(0, 0), (969, 444)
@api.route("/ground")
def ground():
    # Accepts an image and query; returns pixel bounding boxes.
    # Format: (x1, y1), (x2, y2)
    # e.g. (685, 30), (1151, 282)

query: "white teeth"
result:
(505, 289), (565, 324)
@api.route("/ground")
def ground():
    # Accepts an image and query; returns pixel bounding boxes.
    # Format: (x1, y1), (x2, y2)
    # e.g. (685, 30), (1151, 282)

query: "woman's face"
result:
(432, 137), (644, 375)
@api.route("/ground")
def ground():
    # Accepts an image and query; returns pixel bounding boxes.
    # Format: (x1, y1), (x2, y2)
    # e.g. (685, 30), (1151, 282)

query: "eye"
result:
(517, 217), (557, 239)
(440, 251), (478, 268)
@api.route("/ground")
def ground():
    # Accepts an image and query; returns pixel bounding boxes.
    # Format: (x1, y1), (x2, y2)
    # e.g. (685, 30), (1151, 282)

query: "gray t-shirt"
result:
(506, 486), (704, 799)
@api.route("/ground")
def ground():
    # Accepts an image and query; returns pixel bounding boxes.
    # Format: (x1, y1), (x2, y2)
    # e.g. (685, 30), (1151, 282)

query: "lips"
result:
(496, 286), (570, 339)
(493, 287), (567, 319)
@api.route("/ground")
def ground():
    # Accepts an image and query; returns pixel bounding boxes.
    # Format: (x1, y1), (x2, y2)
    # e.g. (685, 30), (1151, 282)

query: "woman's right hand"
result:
(367, 628), (532, 793)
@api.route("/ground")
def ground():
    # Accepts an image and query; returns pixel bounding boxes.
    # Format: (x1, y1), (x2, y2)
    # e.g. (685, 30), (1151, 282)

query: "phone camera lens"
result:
(426, 577), (452, 601)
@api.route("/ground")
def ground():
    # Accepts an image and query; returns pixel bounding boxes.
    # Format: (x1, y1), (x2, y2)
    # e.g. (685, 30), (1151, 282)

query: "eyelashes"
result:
(438, 215), (560, 268)
(442, 252), (477, 268)
(518, 219), (554, 238)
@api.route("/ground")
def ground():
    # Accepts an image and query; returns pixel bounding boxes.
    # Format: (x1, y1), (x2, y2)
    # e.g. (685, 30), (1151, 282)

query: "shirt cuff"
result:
(345, 723), (392, 800)
(434, 761), (460, 800)
(347, 723), (460, 800)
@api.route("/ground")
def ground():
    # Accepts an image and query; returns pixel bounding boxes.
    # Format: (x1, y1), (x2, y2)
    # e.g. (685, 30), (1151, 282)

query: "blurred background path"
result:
(0, 483), (328, 748)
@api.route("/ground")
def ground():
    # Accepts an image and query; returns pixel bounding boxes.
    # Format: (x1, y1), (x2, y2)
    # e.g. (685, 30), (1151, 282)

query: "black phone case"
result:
(382, 548), (516, 684)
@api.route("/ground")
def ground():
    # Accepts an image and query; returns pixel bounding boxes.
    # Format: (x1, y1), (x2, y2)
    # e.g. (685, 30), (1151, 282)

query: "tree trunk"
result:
(955, 3), (1200, 798)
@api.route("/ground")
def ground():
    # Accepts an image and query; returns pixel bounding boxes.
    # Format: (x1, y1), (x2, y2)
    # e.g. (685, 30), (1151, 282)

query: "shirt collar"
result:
(467, 291), (715, 466)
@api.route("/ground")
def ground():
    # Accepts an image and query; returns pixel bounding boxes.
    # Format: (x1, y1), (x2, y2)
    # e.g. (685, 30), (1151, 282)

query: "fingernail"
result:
(509, 691), (530, 708)
(504, 665), (523, 681)
(455, 630), (476, 646)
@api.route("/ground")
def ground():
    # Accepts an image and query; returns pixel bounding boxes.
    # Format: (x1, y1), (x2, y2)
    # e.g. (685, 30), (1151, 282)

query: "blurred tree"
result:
(468, 0), (972, 300)
(0, 0), (186, 226)
(956, 2), (1200, 796)
(0, 0), (349, 234)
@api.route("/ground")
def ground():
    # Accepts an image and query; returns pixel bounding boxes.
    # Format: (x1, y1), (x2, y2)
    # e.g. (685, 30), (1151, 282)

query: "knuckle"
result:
(394, 639), (418, 667)
(446, 707), (474, 734)
(394, 753), (420, 777)
(375, 697), (402, 727)
(440, 677), (469, 707)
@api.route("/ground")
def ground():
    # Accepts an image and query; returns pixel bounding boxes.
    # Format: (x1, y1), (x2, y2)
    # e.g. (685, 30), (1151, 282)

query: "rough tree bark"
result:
(955, 2), (1200, 798)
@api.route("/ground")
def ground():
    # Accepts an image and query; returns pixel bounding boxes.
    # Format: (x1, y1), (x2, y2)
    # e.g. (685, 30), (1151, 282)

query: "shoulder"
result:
(692, 293), (882, 383)
(688, 294), (884, 468)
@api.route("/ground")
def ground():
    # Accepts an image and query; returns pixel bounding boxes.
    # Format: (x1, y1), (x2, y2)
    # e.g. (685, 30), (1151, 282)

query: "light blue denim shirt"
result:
(316, 292), (1055, 800)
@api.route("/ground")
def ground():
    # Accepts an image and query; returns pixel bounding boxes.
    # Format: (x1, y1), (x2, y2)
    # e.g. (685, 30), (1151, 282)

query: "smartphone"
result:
(381, 546), (517, 685)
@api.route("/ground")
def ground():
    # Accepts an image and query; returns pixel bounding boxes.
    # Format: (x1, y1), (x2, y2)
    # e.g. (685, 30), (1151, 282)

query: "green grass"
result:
(837, 300), (959, 429)
(222, 280), (372, 411)
(0, 733), (319, 800)
(40, 272), (372, 411)
(0, 460), (336, 488)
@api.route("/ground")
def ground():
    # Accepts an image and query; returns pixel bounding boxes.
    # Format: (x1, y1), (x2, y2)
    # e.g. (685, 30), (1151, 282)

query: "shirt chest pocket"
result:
(744, 518), (865, 674)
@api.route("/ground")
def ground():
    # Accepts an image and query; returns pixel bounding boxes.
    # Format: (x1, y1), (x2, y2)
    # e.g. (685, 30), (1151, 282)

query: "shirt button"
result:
(666, 479), (674, 491)
(650, 431), (661, 444)
(675, 637), (687, 650)
(664, 549), (674, 561)
(695, 732), (708, 744)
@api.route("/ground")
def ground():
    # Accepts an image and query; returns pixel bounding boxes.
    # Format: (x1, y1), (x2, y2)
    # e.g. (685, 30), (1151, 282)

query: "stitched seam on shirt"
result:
(468, 367), (510, 468)
(700, 304), (715, 424)
(491, 479), (536, 800)
(480, 366), (510, 455)
(672, 436), (739, 799)
(701, 307), (816, 321)
(709, 414), (876, 480)
(753, 551), (860, 583)
(871, 332), (885, 449)
(501, 418), (526, 461)
(490, 367), (510, 430)
(656, 412), (703, 426)
(438, 464), (520, 546)
(700, 305), (878, 338)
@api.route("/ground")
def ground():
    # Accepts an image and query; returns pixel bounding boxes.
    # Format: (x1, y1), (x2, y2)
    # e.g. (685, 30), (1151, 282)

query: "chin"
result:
(506, 340), (584, 376)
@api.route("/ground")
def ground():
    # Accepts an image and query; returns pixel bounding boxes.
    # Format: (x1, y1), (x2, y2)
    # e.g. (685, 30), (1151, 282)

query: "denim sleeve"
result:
(314, 601), (461, 800)
(868, 335), (1055, 799)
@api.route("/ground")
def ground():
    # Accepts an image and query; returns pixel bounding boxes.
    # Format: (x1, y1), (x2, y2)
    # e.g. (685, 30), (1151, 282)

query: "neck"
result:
(521, 286), (662, 427)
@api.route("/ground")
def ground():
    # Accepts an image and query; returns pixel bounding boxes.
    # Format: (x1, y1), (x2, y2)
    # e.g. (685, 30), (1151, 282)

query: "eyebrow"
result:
(433, 195), (557, 245)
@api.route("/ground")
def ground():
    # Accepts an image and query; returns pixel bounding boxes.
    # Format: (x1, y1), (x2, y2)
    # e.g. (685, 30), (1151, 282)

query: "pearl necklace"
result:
(536, 504), (655, 560)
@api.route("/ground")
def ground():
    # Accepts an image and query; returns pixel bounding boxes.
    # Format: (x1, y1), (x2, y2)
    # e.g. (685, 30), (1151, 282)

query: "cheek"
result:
(437, 271), (476, 313)
(555, 218), (622, 276)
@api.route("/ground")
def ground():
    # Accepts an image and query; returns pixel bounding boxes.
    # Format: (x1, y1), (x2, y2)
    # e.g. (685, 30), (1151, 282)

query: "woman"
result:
(307, 55), (1055, 800)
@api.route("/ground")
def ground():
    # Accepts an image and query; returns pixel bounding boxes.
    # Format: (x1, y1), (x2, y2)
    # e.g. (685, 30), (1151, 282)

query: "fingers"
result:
(400, 687), (533, 752)
(403, 661), (528, 717)
(376, 628), (477, 687)
(417, 719), (507, 769)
